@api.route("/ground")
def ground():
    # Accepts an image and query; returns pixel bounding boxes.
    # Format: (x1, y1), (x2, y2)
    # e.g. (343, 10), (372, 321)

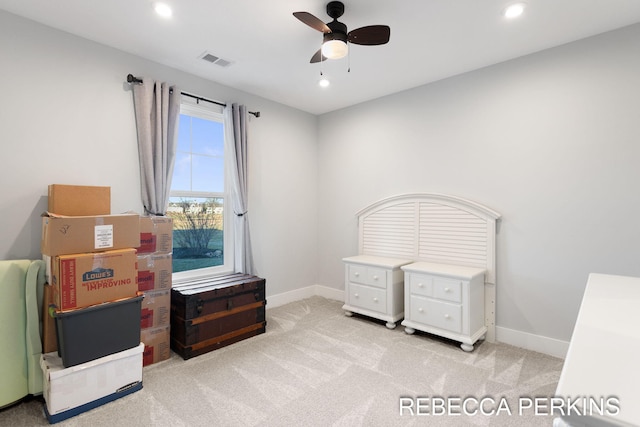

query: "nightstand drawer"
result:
(410, 295), (462, 334)
(349, 283), (387, 314)
(433, 277), (462, 303)
(348, 265), (387, 289)
(409, 273), (433, 297)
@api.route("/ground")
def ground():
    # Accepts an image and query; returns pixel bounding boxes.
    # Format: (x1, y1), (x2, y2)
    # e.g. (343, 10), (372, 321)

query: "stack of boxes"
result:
(138, 216), (173, 366)
(40, 185), (144, 423)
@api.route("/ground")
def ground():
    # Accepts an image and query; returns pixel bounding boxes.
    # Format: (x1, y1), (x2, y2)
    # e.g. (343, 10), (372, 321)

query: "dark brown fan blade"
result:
(293, 11), (331, 33)
(347, 25), (390, 45)
(310, 49), (327, 63)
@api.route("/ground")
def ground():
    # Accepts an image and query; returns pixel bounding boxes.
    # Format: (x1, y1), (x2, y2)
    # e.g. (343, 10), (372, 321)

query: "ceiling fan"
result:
(293, 1), (390, 63)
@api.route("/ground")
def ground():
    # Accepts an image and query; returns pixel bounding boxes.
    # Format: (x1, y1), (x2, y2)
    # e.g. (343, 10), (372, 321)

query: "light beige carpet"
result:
(0, 296), (563, 426)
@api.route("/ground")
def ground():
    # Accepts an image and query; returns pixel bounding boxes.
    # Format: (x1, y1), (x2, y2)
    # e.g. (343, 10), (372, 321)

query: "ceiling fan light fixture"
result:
(322, 39), (348, 60)
(294, 1), (389, 64)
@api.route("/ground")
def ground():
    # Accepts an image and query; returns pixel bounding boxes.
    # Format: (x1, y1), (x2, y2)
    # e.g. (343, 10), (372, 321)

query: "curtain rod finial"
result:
(127, 74), (143, 84)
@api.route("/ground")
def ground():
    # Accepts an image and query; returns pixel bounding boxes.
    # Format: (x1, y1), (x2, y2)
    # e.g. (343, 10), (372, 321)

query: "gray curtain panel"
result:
(131, 78), (180, 215)
(224, 104), (255, 274)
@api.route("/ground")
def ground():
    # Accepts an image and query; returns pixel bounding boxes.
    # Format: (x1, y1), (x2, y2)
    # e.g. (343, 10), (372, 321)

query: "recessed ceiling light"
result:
(503, 2), (526, 19)
(318, 76), (330, 88)
(154, 2), (173, 18)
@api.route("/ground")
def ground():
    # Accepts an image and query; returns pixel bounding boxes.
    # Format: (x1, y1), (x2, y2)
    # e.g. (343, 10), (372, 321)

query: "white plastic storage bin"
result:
(40, 342), (144, 423)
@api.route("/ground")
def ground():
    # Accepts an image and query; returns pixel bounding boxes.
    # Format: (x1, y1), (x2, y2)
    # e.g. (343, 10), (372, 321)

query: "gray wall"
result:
(316, 23), (640, 343)
(0, 10), (319, 299)
(2, 8), (639, 346)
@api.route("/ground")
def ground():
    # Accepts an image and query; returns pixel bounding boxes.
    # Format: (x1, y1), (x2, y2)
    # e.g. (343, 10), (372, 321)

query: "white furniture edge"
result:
(355, 193), (501, 342)
(554, 273), (640, 426)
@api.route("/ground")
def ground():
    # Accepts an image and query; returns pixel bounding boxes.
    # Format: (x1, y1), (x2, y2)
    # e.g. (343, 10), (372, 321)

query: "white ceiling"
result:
(2, 0), (640, 115)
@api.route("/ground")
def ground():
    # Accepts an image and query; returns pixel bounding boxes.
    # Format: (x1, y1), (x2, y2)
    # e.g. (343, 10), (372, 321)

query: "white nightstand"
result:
(342, 255), (413, 329)
(401, 261), (486, 351)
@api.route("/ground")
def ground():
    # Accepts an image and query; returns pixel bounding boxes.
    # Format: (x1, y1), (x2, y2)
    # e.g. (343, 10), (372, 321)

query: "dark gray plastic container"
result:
(55, 295), (143, 367)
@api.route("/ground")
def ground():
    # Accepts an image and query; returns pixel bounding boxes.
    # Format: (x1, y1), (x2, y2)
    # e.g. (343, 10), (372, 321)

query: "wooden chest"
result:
(170, 273), (266, 360)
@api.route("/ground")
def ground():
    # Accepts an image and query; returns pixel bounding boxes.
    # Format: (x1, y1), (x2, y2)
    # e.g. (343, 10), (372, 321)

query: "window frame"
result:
(171, 96), (234, 284)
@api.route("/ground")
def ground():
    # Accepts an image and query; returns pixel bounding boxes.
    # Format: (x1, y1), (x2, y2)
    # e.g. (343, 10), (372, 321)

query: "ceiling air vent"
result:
(200, 52), (232, 67)
(213, 58), (231, 67)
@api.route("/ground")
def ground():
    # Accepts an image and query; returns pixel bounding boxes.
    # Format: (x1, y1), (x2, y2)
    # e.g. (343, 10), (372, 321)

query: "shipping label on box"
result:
(141, 325), (170, 366)
(139, 216), (173, 254)
(141, 289), (170, 329)
(48, 184), (111, 216)
(52, 248), (138, 311)
(41, 213), (140, 256)
(137, 253), (172, 291)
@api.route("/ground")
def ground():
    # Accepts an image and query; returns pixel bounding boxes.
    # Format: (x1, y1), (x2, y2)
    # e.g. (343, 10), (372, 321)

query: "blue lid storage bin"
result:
(55, 295), (143, 368)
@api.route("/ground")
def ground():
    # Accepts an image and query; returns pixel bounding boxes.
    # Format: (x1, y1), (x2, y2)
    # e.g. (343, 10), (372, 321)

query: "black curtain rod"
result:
(126, 74), (260, 118)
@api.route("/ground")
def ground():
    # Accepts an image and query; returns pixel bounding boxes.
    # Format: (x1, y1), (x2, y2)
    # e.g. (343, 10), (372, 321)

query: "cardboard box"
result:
(51, 248), (138, 311)
(48, 184), (111, 216)
(41, 343), (143, 423)
(140, 289), (170, 329)
(137, 253), (173, 291)
(138, 216), (173, 254)
(141, 325), (170, 366)
(41, 212), (140, 256)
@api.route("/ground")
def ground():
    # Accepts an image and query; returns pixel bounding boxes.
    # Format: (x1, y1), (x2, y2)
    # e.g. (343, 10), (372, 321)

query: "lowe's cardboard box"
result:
(41, 343), (144, 423)
(41, 212), (140, 256)
(138, 216), (173, 254)
(140, 289), (170, 329)
(48, 184), (111, 216)
(137, 253), (173, 291)
(141, 325), (170, 366)
(51, 248), (138, 311)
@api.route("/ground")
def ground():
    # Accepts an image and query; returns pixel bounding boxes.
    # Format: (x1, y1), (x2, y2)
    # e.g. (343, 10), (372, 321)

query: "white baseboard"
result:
(267, 285), (567, 359)
(313, 284), (344, 301)
(496, 326), (569, 359)
(267, 284), (343, 309)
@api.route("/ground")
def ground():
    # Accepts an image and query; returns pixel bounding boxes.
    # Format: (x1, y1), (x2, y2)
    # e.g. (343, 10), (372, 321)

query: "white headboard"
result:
(357, 193), (501, 284)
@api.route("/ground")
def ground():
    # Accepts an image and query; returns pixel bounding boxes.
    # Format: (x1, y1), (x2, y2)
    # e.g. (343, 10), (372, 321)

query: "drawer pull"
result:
(418, 307), (424, 313)
(354, 293), (359, 298)
(418, 283), (424, 288)
(444, 314), (450, 319)
(373, 297), (378, 302)
(373, 275), (379, 281)
(354, 272), (360, 277)
(444, 287), (450, 292)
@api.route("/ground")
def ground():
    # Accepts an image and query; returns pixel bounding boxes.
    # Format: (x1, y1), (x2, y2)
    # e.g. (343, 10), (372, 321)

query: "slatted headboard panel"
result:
(357, 193), (501, 284)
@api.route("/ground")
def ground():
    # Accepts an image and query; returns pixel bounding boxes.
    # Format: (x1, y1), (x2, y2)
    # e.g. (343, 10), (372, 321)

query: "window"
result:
(167, 97), (233, 281)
